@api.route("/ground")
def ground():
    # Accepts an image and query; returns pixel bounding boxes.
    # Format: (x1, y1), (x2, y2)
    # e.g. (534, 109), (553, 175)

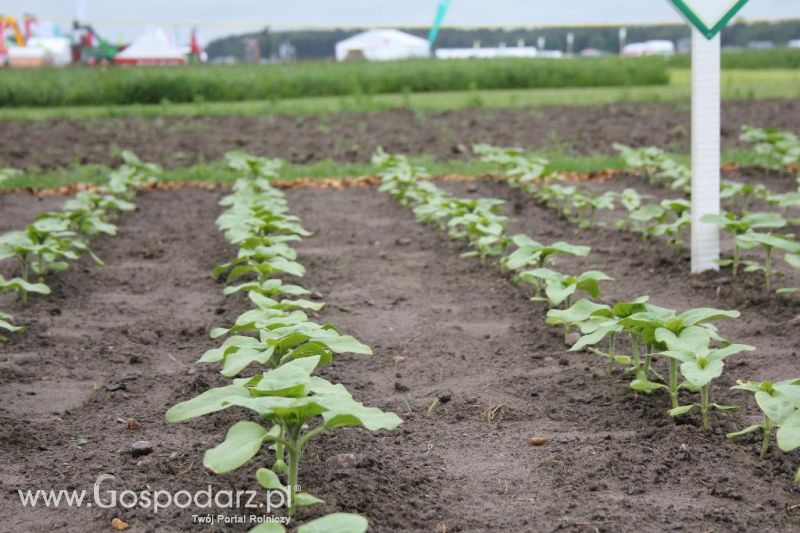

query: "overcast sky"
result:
(4, 1), (798, 42)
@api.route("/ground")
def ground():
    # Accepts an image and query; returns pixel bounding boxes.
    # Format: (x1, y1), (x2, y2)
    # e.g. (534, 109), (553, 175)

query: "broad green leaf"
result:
(246, 356), (319, 397)
(546, 299), (610, 326)
(293, 492), (324, 507)
(570, 323), (620, 351)
(256, 467), (285, 490)
(296, 513), (368, 533)
(321, 334), (373, 355)
(630, 371), (665, 393)
(655, 326), (711, 353)
(318, 395), (403, 431)
(221, 346), (272, 377)
(669, 404), (696, 417)
(0, 318), (23, 334)
(225, 395), (328, 422)
(680, 359), (724, 388)
(726, 425), (762, 439)
(165, 384), (250, 422)
(777, 411), (800, 452)
(204, 421), (270, 474)
(678, 308), (740, 327)
(774, 380), (800, 405)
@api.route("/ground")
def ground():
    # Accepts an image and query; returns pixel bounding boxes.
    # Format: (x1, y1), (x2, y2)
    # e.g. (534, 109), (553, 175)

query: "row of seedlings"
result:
(614, 136), (800, 292)
(166, 151), (400, 533)
(373, 149), (800, 482)
(0, 150), (156, 342)
(478, 140), (800, 294)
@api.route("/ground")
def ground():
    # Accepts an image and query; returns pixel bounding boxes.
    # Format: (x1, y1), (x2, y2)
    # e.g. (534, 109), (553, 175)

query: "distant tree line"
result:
(206, 19), (800, 61)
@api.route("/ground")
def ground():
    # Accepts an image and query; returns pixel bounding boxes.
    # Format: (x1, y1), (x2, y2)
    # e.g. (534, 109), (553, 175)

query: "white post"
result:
(690, 27), (721, 273)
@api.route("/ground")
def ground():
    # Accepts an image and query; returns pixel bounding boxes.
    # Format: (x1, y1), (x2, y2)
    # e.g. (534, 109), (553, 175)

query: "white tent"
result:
(115, 28), (186, 65)
(335, 29), (430, 62)
(436, 46), (539, 59)
(622, 40), (675, 56)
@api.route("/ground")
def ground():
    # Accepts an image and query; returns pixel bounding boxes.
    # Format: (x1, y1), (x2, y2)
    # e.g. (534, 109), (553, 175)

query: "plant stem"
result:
(273, 442), (287, 474)
(286, 427), (301, 516)
(760, 416), (772, 460)
(631, 335), (641, 371)
(608, 333), (617, 375)
(764, 246), (773, 292)
(700, 385), (710, 430)
(733, 245), (741, 277)
(668, 358), (679, 409)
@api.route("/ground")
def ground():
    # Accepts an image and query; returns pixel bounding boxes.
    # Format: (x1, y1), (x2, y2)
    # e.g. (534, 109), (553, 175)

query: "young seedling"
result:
(778, 253), (800, 294)
(554, 297), (650, 374)
(0, 275), (51, 302)
(728, 379), (800, 460)
(615, 188), (651, 231)
(222, 278), (314, 299)
(0, 220), (99, 301)
(656, 158), (691, 192)
(720, 180), (769, 212)
(658, 328), (754, 429)
(502, 235), (590, 272)
(735, 232), (800, 291)
(447, 199), (509, 259)
(106, 150), (160, 198)
(202, 315), (372, 377)
(766, 191), (800, 222)
(700, 212), (787, 276)
(740, 125), (800, 171)
(213, 240), (306, 283)
(166, 356), (401, 516)
(0, 311), (22, 342)
(226, 150), (283, 180)
(521, 268), (612, 310)
(473, 144), (552, 190)
(570, 191), (616, 229)
(613, 143), (669, 183)
(624, 307), (741, 408)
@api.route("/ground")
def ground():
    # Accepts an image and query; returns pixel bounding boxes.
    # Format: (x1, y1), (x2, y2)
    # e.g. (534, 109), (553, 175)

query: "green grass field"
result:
(1, 68), (797, 121)
(0, 55), (668, 108)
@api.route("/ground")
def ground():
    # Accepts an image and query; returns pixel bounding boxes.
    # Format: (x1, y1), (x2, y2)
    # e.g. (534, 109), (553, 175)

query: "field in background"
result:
(1, 68), (797, 121)
(0, 55), (669, 108)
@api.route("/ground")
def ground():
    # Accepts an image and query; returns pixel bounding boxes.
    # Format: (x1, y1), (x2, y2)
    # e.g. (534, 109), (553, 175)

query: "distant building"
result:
(436, 45), (539, 59)
(790, 39), (800, 49)
(335, 29), (430, 61)
(622, 40), (675, 56)
(747, 40), (775, 50)
(579, 48), (606, 57)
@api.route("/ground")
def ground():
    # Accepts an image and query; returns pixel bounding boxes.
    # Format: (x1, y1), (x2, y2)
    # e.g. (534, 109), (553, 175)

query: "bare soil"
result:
(1, 99), (798, 170)
(1, 177), (800, 532)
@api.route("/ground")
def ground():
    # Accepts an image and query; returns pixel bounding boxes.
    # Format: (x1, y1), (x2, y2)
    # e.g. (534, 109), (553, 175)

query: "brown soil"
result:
(1, 99), (798, 170)
(1, 179), (800, 532)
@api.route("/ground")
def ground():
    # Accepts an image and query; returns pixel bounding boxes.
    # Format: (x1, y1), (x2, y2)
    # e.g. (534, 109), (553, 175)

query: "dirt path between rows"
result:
(0, 188), (233, 531)
(2, 99), (798, 170)
(0, 183), (799, 531)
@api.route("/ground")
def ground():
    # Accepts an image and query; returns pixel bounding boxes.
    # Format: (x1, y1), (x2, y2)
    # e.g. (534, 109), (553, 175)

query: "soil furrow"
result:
(286, 185), (800, 531)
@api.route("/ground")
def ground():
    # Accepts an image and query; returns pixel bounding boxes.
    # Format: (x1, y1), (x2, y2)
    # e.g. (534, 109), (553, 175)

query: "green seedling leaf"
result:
(204, 421), (272, 474)
(296, 513), (369, 533)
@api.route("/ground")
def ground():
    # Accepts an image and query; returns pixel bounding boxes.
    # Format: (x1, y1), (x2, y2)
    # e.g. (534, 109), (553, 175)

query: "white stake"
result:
(690, 27), (721, 273)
